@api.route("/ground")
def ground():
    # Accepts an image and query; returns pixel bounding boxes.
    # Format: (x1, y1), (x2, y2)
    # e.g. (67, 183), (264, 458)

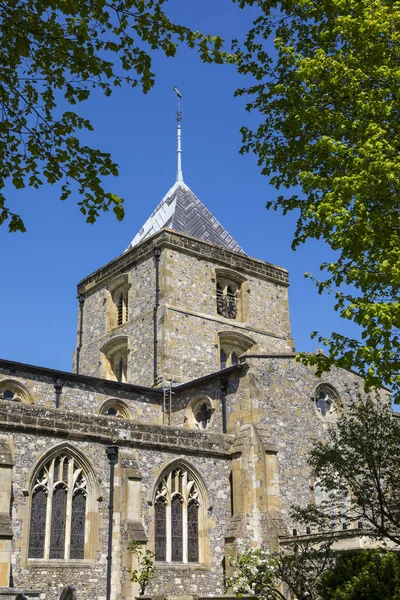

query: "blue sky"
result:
(0, 0), (360, 374)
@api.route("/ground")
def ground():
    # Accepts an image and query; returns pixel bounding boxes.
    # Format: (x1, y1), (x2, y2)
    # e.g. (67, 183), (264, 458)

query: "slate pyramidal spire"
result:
(125, 88), (245, 254)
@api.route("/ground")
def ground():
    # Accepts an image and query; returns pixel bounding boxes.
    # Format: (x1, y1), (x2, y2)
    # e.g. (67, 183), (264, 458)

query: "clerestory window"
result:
(314, 384), (340, 420)
(154, 464), (208, 564)
(28, 453), (88, 560)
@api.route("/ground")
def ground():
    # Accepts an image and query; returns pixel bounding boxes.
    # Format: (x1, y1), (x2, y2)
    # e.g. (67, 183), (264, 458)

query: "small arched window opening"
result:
(106, 274), (131, 331)
(216, 279), (238, 319)
(314, 384), (340, 420)
(99, 398), (131, 419)
(218, 332), (255, 370)
(28, 452), (89, 560)
(100, 337), (129, 383)
(185, 397), (214, 431)
(153, 464), (206, 564)
(0, 380), (32, 404)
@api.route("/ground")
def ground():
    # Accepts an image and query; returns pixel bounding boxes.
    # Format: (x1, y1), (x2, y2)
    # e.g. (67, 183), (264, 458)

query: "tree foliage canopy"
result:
(228, 542), (334, 600)
(0, 0), (227, 232)
(319, 550), (400, 600)
(234, 0), (400, 399)
(293, 397), (400, 546)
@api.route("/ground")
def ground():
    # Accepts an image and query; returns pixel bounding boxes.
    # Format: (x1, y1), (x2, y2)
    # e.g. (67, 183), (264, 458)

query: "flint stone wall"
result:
(245, 357), (387, 532)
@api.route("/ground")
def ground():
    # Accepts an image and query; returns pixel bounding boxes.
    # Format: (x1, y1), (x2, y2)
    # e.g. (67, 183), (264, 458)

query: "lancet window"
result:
(154, 467), (202, 564)
(28, 453), (88, 560)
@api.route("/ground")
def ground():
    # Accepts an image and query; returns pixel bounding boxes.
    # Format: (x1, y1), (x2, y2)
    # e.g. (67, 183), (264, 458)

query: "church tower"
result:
(74, 93), (294, 386)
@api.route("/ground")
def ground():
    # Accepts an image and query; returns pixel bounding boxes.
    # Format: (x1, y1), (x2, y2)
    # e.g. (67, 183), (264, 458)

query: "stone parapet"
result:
(0, 401), (234, 457)
(77, 229), (289, 295)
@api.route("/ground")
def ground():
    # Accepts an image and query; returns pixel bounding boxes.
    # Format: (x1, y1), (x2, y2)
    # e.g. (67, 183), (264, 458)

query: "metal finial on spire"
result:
(173, 86), (183, 183)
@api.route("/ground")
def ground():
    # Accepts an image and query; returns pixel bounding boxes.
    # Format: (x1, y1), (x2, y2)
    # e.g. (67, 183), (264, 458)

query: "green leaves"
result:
(235, 0), (400, 401)
(0, 1), (230, 232)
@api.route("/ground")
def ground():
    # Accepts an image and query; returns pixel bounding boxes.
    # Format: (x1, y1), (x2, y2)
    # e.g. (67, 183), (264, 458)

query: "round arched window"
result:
(0, 381), (31, 404)
(100, 399), (131, 419)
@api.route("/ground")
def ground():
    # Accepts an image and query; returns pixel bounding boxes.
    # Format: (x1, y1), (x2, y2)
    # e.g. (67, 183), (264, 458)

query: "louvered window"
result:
(216, 279), (238, 319)
(117, 294), (124, 326)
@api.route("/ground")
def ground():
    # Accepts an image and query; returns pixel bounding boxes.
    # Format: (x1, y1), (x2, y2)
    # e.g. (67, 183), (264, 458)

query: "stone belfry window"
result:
(116, 290), (128, 326)
(106, 274), (131, 331)
(154, 466), (205, 564)
(216, 280), (238, 319)
(28, 453), (87, 560)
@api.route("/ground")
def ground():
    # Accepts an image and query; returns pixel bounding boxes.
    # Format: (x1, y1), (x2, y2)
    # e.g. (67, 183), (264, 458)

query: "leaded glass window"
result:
(154, 466), (202, 564)
(28, 453), (88, 560)
(155, 500), (167, 561)
(28, 488), (47, 558)
(187, 501), (199, 562)
(220, 349), (227, 370)
(171, 496), (183, 561)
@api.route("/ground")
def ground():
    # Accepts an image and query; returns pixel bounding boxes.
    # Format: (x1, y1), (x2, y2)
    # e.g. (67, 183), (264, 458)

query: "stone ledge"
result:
(0, 402), (234, 458)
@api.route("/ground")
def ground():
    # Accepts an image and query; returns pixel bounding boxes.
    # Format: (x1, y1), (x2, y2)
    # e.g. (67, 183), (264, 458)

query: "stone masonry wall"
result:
(241, 357), (382, 534)
(75, 229), (293, 387)
(0, 366), (162, 424)
(0, 399), (234, 600)
(77, 255), (156, 387)
(160, 247), (293, 383)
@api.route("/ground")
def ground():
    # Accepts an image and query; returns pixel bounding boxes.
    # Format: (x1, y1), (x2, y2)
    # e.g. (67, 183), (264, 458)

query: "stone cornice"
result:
(77, 228), (289, 295)
(0, 401), (234, 458)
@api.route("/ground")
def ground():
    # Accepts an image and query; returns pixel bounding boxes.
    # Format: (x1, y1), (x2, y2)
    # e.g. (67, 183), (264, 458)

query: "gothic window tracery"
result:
(0, 380), (32, 404)
(28, 453), (88, 560)
(154, 467), (202, 564)
(315, 384), (339, 419)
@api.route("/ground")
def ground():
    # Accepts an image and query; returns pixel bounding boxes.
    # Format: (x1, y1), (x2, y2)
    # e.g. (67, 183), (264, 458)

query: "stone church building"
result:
(0, 117), (376, 600)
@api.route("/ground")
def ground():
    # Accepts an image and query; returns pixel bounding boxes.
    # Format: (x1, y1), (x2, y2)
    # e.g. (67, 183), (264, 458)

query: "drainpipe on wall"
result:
(54, 378), (63, 408)
(153, 247), (161, 386)
(106, 445), (119, 600)
(220, 375), (229, 433)
(75, 294), (85, 374)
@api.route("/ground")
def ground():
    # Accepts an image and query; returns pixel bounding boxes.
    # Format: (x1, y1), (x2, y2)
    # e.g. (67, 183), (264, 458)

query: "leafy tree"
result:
(228, 540), (334, 600)
(234, 0), (400, 400)
(128, 540), (155, 595)
(293, 397), (400, 547)
(0, 1), (227, 232)
(319, 550), (400, 600)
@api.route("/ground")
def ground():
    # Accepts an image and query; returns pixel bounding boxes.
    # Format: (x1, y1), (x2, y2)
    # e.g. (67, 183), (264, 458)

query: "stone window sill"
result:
(27, 559), (95, 568)
(155, 562), (209, 571)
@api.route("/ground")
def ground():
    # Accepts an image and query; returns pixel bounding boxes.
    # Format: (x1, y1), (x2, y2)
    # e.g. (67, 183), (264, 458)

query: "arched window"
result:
(106, 274), (131, 331)
(313, 477), (348, 530)
(185, 396), (214, 431)
(100, 336), (129, 383)
(314, 384), (339, 419)
(28, 451), (89, 560)
(99, 398), (131, 419)
(0, 380), (32, 404)
(218, 331), (256, 369)
(154, 464), (206, 564)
